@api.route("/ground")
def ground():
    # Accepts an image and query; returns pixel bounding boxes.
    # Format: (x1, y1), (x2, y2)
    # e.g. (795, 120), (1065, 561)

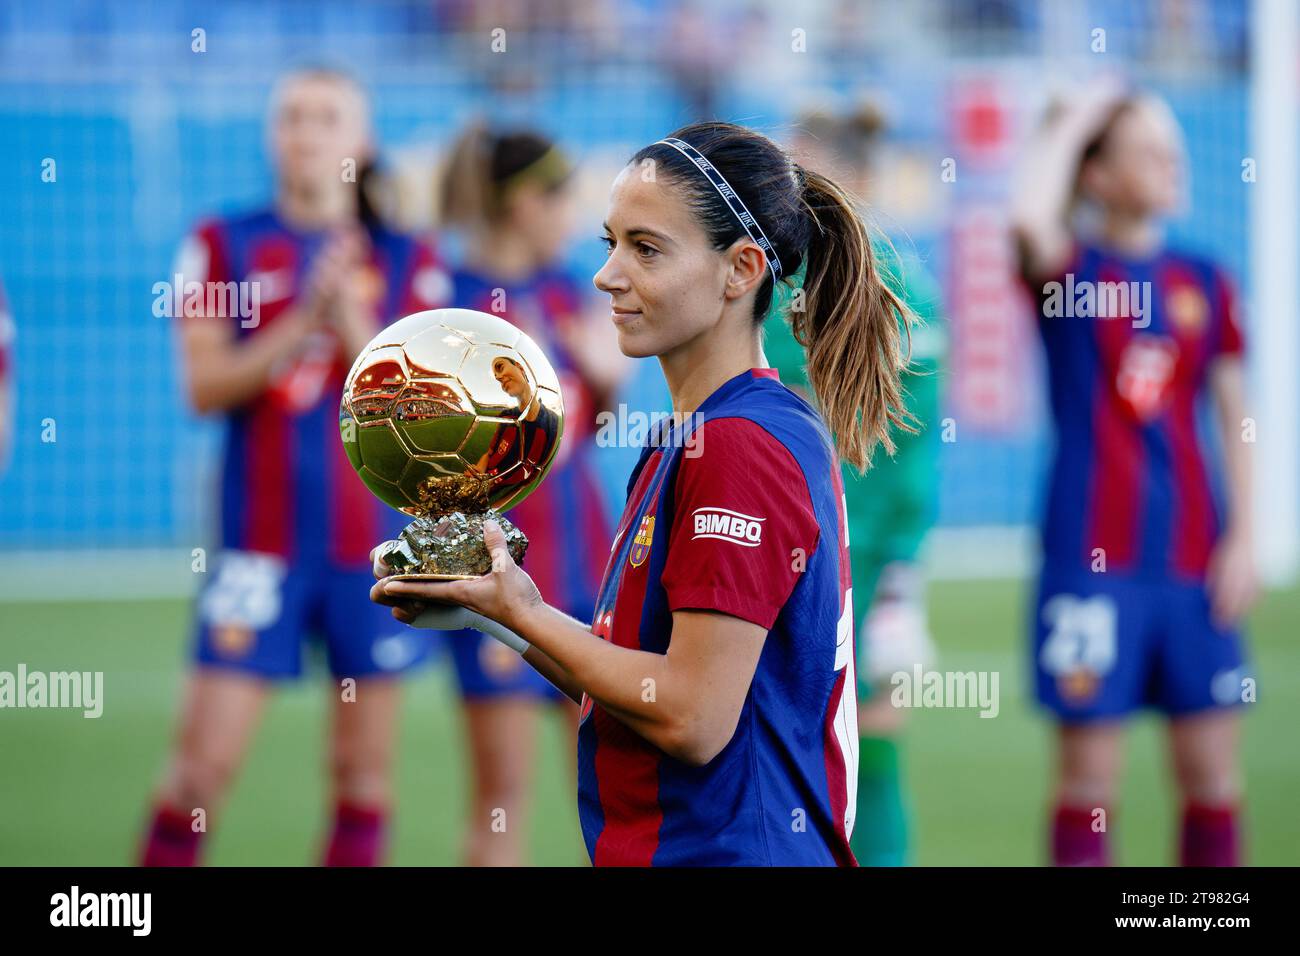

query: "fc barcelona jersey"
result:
(482, 403), (561, 489)
(577, 368), (858, 866)
(1029, 242), (1245, 581)
(177, 209), (450, 565)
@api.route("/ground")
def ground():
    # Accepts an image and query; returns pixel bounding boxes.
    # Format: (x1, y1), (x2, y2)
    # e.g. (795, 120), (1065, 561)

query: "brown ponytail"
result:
(633, 122), (915, 471)
(794, 167), (915, 471)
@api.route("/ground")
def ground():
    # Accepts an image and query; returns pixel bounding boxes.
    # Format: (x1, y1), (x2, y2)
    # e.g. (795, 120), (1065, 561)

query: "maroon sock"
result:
(323, 801), (387, 867)
(140, 804), (203, 867)
(1180, 802), (1240, 867)
(1051, 803), (1109, 866)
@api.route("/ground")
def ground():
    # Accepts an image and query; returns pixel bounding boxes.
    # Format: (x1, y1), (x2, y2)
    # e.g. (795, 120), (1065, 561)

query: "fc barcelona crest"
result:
(628, 514), (655, 567)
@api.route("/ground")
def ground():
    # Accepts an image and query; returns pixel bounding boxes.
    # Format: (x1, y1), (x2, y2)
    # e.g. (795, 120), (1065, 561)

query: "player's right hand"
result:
(371, 520), (543, 633)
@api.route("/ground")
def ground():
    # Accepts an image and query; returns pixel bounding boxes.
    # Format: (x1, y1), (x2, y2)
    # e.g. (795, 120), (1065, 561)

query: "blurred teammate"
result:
(437, 125), (620, 865)
(140, 67), (449, 866)
(1012, 87), (1255, 866)
(764, 102), (946, 866)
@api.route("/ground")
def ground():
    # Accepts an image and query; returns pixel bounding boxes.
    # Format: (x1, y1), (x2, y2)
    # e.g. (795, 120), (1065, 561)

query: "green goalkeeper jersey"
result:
(762, 242), (946, 619)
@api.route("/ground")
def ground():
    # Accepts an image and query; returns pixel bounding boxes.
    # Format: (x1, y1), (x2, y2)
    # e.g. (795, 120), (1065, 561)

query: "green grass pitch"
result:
(1, 578), (1296, 866)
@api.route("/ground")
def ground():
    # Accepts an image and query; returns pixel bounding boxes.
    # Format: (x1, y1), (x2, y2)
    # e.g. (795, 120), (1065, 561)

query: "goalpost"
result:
(1249, 0), (1299, 586)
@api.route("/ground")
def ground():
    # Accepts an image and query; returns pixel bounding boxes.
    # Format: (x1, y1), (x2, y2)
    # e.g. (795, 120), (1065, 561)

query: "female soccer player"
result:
(374, 121), (913, 866)
(436, 125), (618, 866)
(139, 67), (448, 866)
(1012, 87), (1256, 866)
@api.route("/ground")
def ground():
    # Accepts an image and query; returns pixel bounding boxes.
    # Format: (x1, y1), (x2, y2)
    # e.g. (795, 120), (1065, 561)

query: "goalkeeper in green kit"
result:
(765, 102), (946, 866)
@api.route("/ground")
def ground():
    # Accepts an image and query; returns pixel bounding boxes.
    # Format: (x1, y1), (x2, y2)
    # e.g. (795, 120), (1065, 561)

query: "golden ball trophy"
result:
(340, 308), (564, 582)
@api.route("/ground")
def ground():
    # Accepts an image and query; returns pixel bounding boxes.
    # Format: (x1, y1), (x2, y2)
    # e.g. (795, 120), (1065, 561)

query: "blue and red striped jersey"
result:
(1031, 242), (1245, 581)
(449, 266), (609, 620)
(577, 368), (859, 866)
(178, 208), (450, 566)
(481, 402), (561, 488)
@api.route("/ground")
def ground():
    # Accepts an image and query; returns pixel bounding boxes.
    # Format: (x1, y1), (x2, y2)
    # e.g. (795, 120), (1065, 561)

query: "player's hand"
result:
(371, 541), (397, 581)
(368, 540), (431, 624)
(369, 520), (544, 632)
(1059, 75), (1129, 138)
(302, 229), (365, 323)
(1206, 527), (1259, 630)
(324, 230), (384, 356)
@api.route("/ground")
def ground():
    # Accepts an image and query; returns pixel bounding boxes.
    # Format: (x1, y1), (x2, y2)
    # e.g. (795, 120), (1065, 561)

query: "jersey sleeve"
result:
(1211, 266), (1245, 357)
(660, 417), (821, 630)
(171, 220), (233, 322)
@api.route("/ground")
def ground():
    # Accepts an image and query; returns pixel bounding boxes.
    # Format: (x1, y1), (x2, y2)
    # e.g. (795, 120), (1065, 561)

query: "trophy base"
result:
(380, 510), (529, 579)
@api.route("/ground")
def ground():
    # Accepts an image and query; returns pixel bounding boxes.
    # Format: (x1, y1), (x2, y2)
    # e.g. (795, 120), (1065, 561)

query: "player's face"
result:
(270, 74), (371, 192)
(493, 358), (530, 400)
(1082, 100), (1183, 217)
(593, 166), (735, 360)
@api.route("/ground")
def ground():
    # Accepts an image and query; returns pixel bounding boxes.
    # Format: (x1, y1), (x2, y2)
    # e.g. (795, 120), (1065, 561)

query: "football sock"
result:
(140, 803), (203, 867)
(1051, 802), (1109, 866)
(850, 735), (909, 866)
(322, 800), (387, 867)
(1180, 802), (1240, 867)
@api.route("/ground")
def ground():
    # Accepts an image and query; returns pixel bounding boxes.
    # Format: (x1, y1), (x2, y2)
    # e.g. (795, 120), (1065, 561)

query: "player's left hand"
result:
(1206, 527), (1259, 629)
(369, 520), (544, 632)
(319, 229), (376, 349)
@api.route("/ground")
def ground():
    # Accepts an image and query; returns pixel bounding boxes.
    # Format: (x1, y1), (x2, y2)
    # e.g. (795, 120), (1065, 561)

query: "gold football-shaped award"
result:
(340, 308), (565, 580)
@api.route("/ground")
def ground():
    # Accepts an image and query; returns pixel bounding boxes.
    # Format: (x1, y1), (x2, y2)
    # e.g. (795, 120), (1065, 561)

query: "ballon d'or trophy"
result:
(340, 308), (564, 580)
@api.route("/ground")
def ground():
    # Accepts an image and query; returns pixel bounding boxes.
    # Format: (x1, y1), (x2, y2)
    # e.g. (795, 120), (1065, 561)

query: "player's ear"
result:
(722, 240), (767, 302)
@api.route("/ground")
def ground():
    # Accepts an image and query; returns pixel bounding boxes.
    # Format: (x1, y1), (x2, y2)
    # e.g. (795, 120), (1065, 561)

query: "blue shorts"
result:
(445, 628), (567, 702)
(1032, 566), (1251, 722)
(192, 550), (435, 680)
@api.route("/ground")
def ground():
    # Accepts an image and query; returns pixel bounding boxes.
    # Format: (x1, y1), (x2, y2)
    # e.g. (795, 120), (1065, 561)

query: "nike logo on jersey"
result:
(691, 507), (764, 547)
